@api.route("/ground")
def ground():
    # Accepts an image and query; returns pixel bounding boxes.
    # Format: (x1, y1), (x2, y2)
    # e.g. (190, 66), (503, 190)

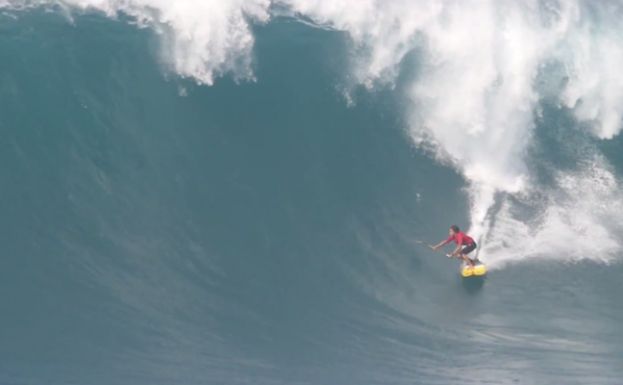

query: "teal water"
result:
(1, 8), (623, 385)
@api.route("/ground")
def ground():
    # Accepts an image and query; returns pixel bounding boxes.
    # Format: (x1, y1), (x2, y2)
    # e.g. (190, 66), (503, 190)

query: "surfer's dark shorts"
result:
(461, 242), (477, 257)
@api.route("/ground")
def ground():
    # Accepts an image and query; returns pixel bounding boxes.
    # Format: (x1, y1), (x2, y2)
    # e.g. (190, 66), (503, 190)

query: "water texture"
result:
(1, 2), (623, 384)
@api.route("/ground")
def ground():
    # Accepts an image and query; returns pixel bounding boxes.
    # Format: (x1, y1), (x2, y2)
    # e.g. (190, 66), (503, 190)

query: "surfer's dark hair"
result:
(450, 225), (460, 233)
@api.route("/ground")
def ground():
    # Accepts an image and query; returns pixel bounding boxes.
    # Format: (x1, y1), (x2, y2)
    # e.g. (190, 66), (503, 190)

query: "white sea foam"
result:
(33, 0), (272, 85)
(481, 156), (623, 268)
(4, 0), (623, 264)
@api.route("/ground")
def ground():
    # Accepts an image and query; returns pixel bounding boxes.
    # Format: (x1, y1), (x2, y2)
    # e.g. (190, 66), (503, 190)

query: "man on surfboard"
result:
(432, 225), (478, 266)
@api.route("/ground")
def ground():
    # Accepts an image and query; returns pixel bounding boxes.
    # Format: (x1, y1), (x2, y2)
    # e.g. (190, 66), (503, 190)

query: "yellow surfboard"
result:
(461, 262), (487, 278)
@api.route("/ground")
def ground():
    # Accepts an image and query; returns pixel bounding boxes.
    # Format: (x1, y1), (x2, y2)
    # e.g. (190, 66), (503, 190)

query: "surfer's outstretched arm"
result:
(431, 239), (449, 250)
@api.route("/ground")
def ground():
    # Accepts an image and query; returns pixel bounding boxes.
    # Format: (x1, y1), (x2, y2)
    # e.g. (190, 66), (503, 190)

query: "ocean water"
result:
(1, 2), (623, 384)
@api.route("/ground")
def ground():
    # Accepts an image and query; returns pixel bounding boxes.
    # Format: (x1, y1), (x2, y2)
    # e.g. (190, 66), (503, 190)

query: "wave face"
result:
(1, 2), (623, 385)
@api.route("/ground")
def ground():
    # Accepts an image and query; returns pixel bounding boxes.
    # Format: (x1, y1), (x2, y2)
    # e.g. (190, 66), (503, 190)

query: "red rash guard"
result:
(446, 232), (475, 246)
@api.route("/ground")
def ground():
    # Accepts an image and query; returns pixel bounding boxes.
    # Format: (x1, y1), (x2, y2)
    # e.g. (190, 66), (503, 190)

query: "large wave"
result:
(4, 0), (623, 267)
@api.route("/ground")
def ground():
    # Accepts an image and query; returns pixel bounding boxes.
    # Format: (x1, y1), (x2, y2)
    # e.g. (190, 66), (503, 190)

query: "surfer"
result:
(432, 225), (478, 266)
